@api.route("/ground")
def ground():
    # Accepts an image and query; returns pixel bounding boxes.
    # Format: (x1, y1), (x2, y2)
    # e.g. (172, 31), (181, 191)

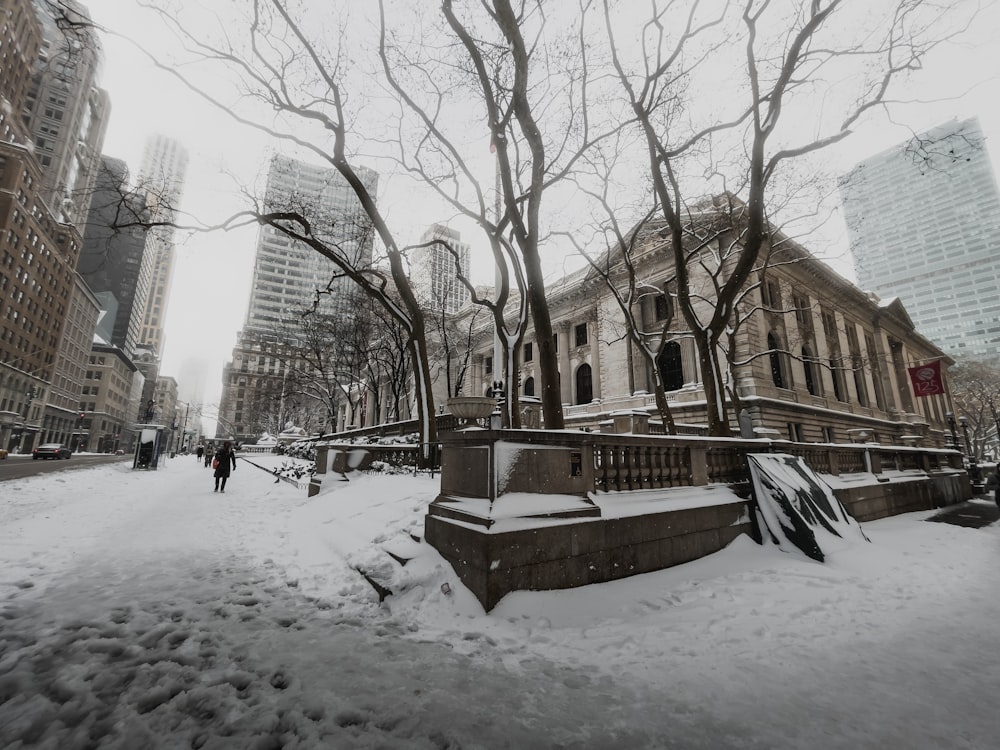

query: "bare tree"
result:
(949, 358), (1000, 461)
(373, 0), (646, 429)
(602, 0), (972, 436)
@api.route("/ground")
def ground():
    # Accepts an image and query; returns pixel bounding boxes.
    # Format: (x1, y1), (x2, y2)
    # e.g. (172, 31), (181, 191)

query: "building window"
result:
(657, 341), (684, 391)
(485, 356), (492, 374)
(761, 278), (782, 309)
(524, 342), (532, 362)
(553, 333), (558, 352)
(523, 376), (535, 397)
(802, 345), (820, 396)
(575, 363), (593, 404)
(845, 326), (868, 407)
(865, 333), (887, 411)
(794, 294), (812, 329)
(768, 332), (786, 388)
(654, 294), (670, 321)
(575, 323), (588, 347)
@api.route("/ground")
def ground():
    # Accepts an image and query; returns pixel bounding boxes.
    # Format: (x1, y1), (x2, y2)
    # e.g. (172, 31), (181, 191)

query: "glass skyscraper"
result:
(839, 117), (1000, 359)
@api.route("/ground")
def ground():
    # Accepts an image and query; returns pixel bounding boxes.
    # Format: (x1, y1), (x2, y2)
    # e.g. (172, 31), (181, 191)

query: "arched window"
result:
(768, 332), (786, 389)
(575, 363), (593, 404)
(657, 341), (684, 391)
(523, 376), (535, 397)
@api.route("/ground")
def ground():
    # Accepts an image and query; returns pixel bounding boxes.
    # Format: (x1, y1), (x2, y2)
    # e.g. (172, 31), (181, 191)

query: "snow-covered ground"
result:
(1, 453), (997, 748)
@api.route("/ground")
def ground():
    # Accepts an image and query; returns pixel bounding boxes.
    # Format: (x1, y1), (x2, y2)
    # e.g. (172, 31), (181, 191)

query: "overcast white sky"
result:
(81, 0), (1000, 417)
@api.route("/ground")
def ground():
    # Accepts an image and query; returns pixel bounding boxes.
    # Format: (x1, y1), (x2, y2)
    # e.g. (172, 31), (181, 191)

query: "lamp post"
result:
(945, 412), (959, 451)
(490, 379), (505, 430)
(22, 386), (35, 420)
(178, 403), (190, 451)
(959, 415), (982, 490)
(958, 415), (973, 456)
(18, 387), (36, 454)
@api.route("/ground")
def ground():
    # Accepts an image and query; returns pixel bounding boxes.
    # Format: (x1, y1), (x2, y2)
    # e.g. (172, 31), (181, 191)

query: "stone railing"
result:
(308, 441), (441, 495)
(589, 434), (960, 494)
(435, 429), (964, 502)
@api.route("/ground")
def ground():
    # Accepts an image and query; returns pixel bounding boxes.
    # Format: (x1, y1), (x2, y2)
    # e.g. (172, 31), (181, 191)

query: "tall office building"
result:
(839, 117), (1000, 359)
(136, 134), (188, 356)
(78, 156), (153, 358)
(243, 154), (378, 331)
(0, 0), (42, 147)
(218, 154), (378, 440)
(412, 223), (471, 314)
(22, 0), (110, 227)
(0, 0), (100, 453)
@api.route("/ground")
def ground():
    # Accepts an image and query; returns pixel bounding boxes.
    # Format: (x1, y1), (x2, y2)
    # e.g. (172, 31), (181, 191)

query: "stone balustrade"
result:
(434, 429), (963, 503)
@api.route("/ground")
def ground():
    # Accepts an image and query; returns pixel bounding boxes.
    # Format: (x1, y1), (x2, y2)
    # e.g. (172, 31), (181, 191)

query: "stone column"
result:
(682, 337), (699, 387)
(590, 318), (602, 400)
(558, 322), (572, 405)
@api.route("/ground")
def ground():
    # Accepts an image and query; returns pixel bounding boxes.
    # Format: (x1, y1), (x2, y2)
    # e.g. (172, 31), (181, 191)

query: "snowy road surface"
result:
(1, 456), (998, 748)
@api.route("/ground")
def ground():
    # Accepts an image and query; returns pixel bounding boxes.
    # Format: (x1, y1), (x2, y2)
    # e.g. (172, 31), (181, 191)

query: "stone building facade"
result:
(422, 209), (954, 447)
(79, 342), (139, 453)
(43, 274), (99, 450)
(0, 140), (84, 452)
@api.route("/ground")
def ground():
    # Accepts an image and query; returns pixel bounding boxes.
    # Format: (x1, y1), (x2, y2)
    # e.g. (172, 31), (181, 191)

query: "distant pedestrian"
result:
(196, 446), (204, 461)
(204, 446), (212, 468)
(213, 441), (236, 493)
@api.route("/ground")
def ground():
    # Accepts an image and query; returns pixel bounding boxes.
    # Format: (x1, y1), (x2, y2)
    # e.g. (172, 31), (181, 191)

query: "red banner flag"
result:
(907, 359), (945, 397)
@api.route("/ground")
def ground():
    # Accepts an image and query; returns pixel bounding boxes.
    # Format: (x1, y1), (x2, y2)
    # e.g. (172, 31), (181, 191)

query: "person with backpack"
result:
(213, 441), (237, 493)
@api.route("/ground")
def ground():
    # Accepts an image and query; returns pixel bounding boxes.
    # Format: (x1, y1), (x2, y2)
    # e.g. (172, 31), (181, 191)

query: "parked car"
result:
(32, 443), (71, 460)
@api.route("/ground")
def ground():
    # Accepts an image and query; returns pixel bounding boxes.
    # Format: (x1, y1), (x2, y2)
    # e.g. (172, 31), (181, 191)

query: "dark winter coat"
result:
(213, 447), (236, 478)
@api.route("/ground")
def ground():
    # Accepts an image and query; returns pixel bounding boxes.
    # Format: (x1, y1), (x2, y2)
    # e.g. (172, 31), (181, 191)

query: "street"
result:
(0, 452), (132, 482)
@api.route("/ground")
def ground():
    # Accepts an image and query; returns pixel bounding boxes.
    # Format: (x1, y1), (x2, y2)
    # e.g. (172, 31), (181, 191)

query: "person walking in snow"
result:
(196, 445), (204, 461)
(204, 444), (212, 468)
(213, 441), (236, 493)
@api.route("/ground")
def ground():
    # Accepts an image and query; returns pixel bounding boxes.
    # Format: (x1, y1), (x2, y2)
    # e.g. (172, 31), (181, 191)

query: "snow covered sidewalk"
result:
(1, 456), (999, 748)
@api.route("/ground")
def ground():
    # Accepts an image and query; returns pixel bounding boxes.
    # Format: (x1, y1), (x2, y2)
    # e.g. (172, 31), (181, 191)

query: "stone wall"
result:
(425, 430), (970, 610)
(426, 499), (753, 611)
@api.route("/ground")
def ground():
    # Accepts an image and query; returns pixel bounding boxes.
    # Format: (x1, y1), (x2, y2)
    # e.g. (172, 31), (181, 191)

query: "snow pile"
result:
(1, 455), (998, 748)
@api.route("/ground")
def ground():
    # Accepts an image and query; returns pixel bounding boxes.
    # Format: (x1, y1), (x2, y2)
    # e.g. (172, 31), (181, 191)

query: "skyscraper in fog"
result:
(136, 134), (188, 357)
(839, 117), (1000, 359)
(243, 154), (378, 332)
(78, 156), (153, 358)
(218, 154), (378, 440)
(23, 0), (109, 227)
(412, 224), (471, 314)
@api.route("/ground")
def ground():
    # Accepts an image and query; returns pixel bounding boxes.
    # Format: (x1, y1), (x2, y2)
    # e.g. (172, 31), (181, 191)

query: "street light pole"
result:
(945, 412), (959, 451)
(18, 386), (36, 453)
(959, 415), (981, 490)
(959, 415), (973, 456)
(180, 403), (190, 451)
